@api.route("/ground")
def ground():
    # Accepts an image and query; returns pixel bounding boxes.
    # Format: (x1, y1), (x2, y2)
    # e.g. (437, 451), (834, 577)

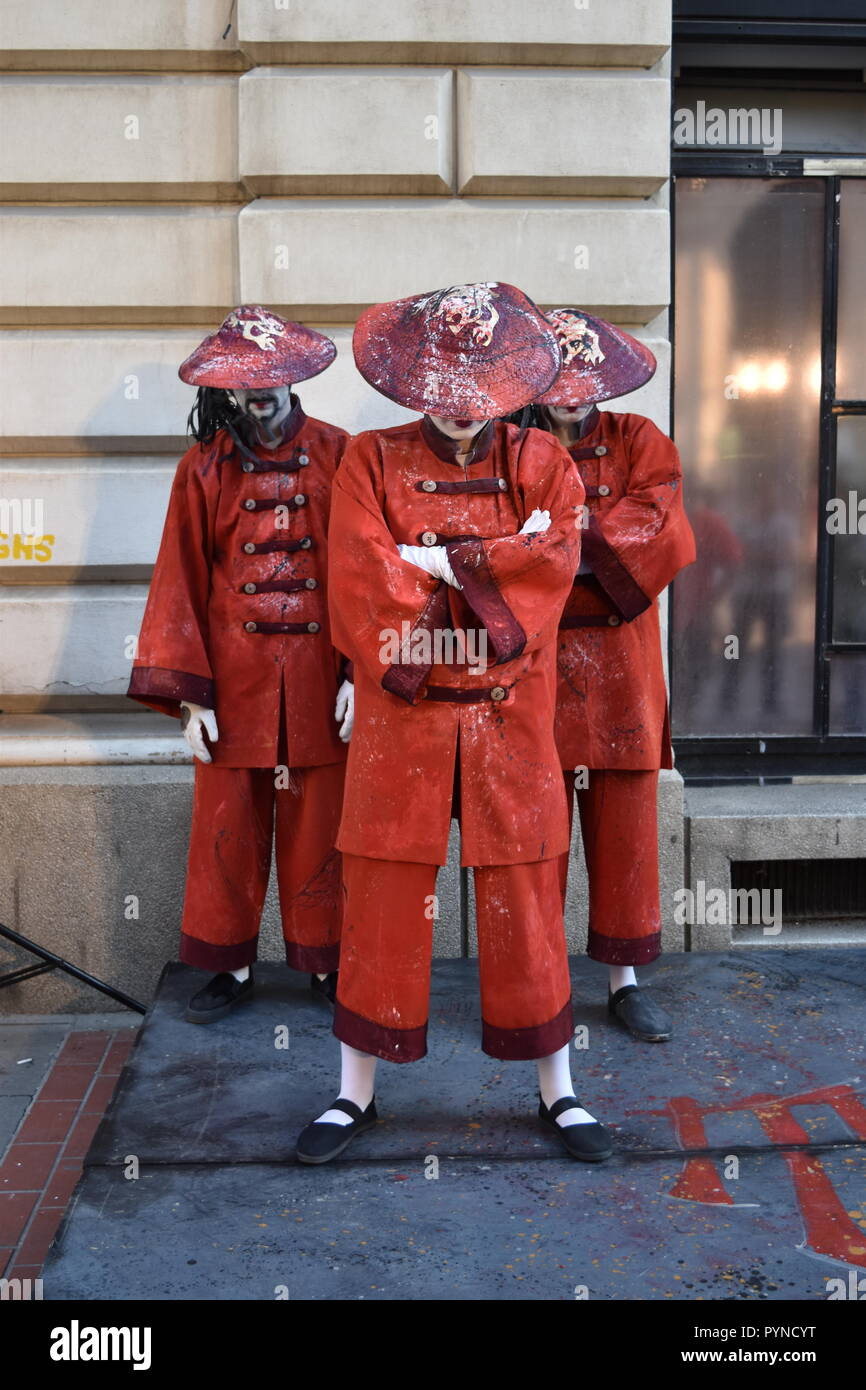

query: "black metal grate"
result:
(731, 859), (866, 920)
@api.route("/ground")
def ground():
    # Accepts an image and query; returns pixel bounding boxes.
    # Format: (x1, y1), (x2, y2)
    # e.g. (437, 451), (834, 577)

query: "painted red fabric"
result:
(554, 409), (697, 770)
(327, 417), (584, 866)
(560, 769), (662, 966)
(180, 760), (345, 974)
(128, 402), (350, 769)
(334, 853), (573, 1062)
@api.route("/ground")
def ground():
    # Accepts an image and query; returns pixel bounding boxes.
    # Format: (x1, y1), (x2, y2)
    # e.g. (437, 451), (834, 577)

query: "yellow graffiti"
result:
(0, 533), (55, 562)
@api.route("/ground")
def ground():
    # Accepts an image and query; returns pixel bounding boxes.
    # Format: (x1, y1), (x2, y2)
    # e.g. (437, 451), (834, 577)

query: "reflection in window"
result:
(836, 181), (866, 401)
(831, 415), (866, 647)
(673, 178), (823, 736)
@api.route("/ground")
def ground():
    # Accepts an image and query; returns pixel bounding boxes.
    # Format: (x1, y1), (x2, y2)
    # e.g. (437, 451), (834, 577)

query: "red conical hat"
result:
(353, 282), (561, 418)
(179, 306), (336, 388)
(535, 308), (656, 407)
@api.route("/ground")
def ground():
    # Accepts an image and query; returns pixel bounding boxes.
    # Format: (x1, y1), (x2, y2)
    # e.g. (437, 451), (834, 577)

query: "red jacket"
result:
(328, 417), (584, 866)
(128, 399), (349, 769)
(554, 408), (697, 770)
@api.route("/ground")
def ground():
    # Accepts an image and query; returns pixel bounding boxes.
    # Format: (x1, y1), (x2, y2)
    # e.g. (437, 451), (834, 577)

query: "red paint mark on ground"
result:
(637, 1083), (866, 1266)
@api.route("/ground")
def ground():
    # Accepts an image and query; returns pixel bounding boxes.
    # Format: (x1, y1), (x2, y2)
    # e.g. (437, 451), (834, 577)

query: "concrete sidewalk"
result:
(29, 950), (866, 1300)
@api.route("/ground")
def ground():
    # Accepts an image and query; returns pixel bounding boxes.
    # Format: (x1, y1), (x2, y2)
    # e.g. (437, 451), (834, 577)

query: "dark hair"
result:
(186, 387), (246, 445)
(500, 404), (545, 430)
(186, 386), (269, 470)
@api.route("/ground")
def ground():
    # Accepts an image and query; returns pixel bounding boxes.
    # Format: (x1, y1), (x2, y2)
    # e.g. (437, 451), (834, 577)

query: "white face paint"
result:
(231, 385), (293, 434)
(427, 414), (489, 443)
(545, 404), (595, 425)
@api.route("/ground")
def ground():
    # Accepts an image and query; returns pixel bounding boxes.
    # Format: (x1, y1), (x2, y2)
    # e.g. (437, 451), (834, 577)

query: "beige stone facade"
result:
(0, 1), (679, 1008)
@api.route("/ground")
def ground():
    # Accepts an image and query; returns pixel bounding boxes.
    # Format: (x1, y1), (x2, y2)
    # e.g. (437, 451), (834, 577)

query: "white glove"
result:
(335, 679), (354, 743)
(397, 543), (462, 589)
(180, 702), (219, 764)
(520, 508), (551, 535)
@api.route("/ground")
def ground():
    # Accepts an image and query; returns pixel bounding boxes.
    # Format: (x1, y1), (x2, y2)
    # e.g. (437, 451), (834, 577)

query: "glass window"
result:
(836, 180), (866, 401)
(831, 414), (866, 645)
(672, 177), (823, 737)
(829, 653), (866, 734)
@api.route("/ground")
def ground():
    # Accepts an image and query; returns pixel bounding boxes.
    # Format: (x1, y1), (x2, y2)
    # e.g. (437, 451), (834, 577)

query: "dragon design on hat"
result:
(416, 283), (501, 348)
(225, 308), (286, 352)
(549, 310), (606, 368)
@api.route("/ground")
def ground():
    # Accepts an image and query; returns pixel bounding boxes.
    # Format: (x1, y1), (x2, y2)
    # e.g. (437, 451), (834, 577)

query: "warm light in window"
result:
(765, 360), (789, 392)
(738, 361), (762, 393)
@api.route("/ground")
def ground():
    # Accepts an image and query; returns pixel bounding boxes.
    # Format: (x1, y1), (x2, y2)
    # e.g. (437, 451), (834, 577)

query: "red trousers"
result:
(559, 769), (661, 966)
(179, 759), (345, 974)
(334, 853), (573, 1064)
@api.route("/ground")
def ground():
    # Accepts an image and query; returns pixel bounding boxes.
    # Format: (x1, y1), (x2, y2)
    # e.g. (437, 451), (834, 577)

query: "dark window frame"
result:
(669, 152), (866, 780)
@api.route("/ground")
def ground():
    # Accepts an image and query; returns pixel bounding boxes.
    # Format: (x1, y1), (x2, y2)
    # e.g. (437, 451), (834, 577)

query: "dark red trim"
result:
(243, 492), (307, 510)
(246, 621), (320, 635)
(285, 939), (340, 973)
(560, 614), (621, 629)
(127, 666), (214, 717)
(414, 530), (480, 546)
(333, 999), (427, 1063)
(481, 997), (574, 1061)
(581, 516), (651, 622)
(420, 415), (495, 465)
(179, 932), (258, 971)
(446, 538), (526, 664)
(381, 581), (451, 704)
(246, 536), (314, 554)
(414, 477), (506, 496)
(424, 684), (510, 704)
(587, 930), (661, 966)
(242, 578), (316, 594)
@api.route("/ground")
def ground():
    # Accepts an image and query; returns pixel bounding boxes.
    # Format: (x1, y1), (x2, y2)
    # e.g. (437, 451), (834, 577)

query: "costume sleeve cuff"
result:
(581, 517), (651, 622)
(381, 583), (451, 704)
(444, 538), (526, 665)
(127, 666), (215, 717)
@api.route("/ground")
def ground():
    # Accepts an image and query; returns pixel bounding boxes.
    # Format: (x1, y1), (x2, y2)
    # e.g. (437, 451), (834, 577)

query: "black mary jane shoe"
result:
(538, 1095), (614, 1163)
(296, 1097), (378, 1166)
(310, 970), (338, 1009)
(185, 969), (255, 1024)
(608, 984), (672, 1042)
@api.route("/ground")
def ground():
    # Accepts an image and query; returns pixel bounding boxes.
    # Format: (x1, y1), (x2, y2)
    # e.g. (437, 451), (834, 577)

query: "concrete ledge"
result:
(684, 783), (866, 950)
(239, 198), (670, 321)
(0, 585), (145, 698)
(240, 67), (454, 195)
(0, 458), (173, 578)
(457, 69), (669, 197)
(2, 0), (244, 72)
(236, 0), (670, 68)
(0, 762), (463, 1012)
(0, 76), (239, 202)
(0, 328), (412, 454)
(0, 208), (238, 324)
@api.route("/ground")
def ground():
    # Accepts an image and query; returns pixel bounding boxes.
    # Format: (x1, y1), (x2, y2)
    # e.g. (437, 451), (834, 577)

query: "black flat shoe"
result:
(310, 970), (338, 1008)
(296, 1097), (378, 1165)
(185, 969), (255, 1024)
(608, 984), (672, 1042)
(538, 1095), (614, 1162)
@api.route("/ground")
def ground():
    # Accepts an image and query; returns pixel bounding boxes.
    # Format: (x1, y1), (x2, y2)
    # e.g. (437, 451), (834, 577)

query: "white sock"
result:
(609, 965), (637, 994)
(536, 1044), (597, 1128)
(316, 1044), (377, 1127)
(230, 965), (250, 983)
